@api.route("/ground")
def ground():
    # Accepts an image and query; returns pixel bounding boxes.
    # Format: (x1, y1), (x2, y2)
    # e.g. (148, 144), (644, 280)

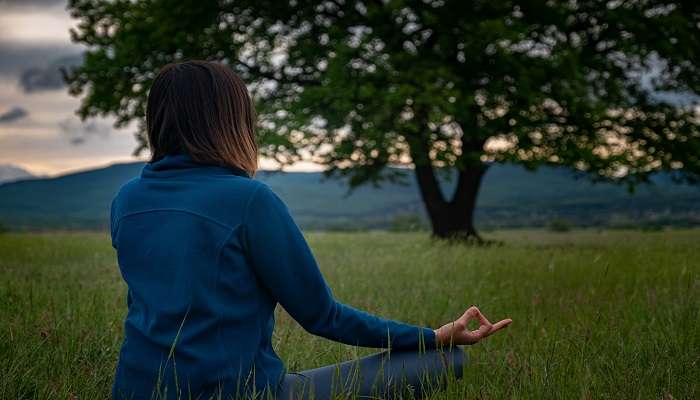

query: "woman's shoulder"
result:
(244, 180), (286, 210)
(110, 174), (273, 229)
(111, 177), (141, 206)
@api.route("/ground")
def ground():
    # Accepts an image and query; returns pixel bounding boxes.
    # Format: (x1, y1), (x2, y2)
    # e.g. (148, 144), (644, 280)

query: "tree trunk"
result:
(413, 162), (488, 242)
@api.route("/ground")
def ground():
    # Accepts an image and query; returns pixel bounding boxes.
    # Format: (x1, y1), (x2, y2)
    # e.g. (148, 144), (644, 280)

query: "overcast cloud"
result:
(19, 53), (83, 92)
(0, 0), (142, 176)
(0, 0), (66, 7)
(0, 106), (28, 123)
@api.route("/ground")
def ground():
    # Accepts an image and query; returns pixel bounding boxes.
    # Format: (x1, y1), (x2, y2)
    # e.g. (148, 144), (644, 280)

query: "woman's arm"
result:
(242, 183), (436, 350)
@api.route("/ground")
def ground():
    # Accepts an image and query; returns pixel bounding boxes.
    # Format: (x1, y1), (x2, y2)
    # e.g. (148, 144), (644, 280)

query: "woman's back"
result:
(111, 154), (437, 399)
(111, 154), (285, 399)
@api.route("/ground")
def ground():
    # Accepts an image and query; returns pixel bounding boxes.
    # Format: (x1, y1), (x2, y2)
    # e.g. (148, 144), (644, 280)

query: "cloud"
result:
(19, 53), (83, 93)
(58, 116), (112, 145)
(0, 0), (66, 8)
(0, 2), (72, 45)
(0, 106), (28, 123)
(0, 42), (81, 77)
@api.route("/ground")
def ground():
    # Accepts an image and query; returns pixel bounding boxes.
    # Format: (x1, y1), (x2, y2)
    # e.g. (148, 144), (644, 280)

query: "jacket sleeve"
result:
(242, 183), (436, 350)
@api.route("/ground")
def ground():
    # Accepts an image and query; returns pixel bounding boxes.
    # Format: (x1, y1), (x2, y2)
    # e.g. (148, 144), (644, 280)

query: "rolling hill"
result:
(0, 164), (33, 184)
(0, 161), (698, 231)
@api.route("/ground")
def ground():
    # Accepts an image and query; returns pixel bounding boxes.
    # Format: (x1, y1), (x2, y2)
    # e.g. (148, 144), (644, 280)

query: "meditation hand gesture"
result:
(434, 306), (512, 346)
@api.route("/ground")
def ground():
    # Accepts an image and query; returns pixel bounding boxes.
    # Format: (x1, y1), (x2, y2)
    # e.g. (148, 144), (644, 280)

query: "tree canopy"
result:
(66, 0), (700, 238)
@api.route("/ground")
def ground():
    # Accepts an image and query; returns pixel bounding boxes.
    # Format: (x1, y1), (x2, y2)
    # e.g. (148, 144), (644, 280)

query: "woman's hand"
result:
(433, 306), (512, 346)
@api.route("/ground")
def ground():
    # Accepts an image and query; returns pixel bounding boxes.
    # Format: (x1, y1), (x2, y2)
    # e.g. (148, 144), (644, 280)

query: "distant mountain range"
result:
(0, 161), (698, 230)
(0, 164), (33, 184)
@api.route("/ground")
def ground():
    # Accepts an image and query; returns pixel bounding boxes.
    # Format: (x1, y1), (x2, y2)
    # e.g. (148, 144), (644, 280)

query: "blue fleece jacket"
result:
(110, 154), (436, 400)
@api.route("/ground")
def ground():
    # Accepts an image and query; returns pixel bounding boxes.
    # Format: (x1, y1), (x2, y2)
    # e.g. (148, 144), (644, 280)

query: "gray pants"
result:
(276, 347), (466, 399)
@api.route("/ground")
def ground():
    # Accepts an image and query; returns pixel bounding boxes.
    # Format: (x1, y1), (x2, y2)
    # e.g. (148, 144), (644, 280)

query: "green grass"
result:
(0, 230), (698, 399)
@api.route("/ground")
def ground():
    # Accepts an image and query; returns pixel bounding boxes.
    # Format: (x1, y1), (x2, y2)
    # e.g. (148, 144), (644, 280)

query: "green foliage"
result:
(1, 230), (699, 398)
(66, 0), (700, 188)
(548, 218), (572, 232)
(0, 220), (8, 234)
(389, 213), (428, 232)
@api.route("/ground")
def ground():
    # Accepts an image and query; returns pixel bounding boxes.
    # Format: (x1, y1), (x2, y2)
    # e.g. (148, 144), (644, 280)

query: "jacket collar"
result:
(141, 153), (251, 179)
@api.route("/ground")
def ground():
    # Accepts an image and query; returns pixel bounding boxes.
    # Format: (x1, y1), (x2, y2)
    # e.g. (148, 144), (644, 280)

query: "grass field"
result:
(1, 230), (698, 399)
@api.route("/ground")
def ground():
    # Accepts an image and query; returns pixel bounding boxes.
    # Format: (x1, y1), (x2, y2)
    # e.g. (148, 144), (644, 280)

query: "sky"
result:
(0, 0), (321, 176)
(0, 0), (147, 176)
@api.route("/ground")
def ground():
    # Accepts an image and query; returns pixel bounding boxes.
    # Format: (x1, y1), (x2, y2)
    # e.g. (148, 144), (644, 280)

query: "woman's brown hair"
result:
(146, 60), (257, 176)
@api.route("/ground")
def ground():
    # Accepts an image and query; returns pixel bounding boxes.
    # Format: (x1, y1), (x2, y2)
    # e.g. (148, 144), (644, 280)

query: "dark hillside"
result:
(0, 162), (697, 230)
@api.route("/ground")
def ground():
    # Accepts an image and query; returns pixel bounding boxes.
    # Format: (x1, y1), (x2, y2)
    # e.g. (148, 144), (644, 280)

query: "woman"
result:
(110, 60), (512, 400)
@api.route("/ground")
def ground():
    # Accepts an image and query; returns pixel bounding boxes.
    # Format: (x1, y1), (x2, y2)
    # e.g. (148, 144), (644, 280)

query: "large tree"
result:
(66, 0), (700, 240)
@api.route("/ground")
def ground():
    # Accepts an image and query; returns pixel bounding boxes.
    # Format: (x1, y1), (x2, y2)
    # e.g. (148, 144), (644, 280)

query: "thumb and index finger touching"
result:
(460, 305), (513, 339)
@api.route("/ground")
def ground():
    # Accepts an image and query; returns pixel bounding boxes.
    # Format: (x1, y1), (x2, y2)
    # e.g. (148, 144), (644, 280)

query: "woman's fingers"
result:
(483, 318), (512, 338)
(460, 330), (481, 344)
(472, 319), (492, 338)
(492, 318), (513, 331)
(454, 306), (487, 343)
(453, 307), (512, 344)
(473, 307), (491, 324)
(474, 308), (494, 330)
(459, 306), (478, 323)
(462, 306), (493, 332)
